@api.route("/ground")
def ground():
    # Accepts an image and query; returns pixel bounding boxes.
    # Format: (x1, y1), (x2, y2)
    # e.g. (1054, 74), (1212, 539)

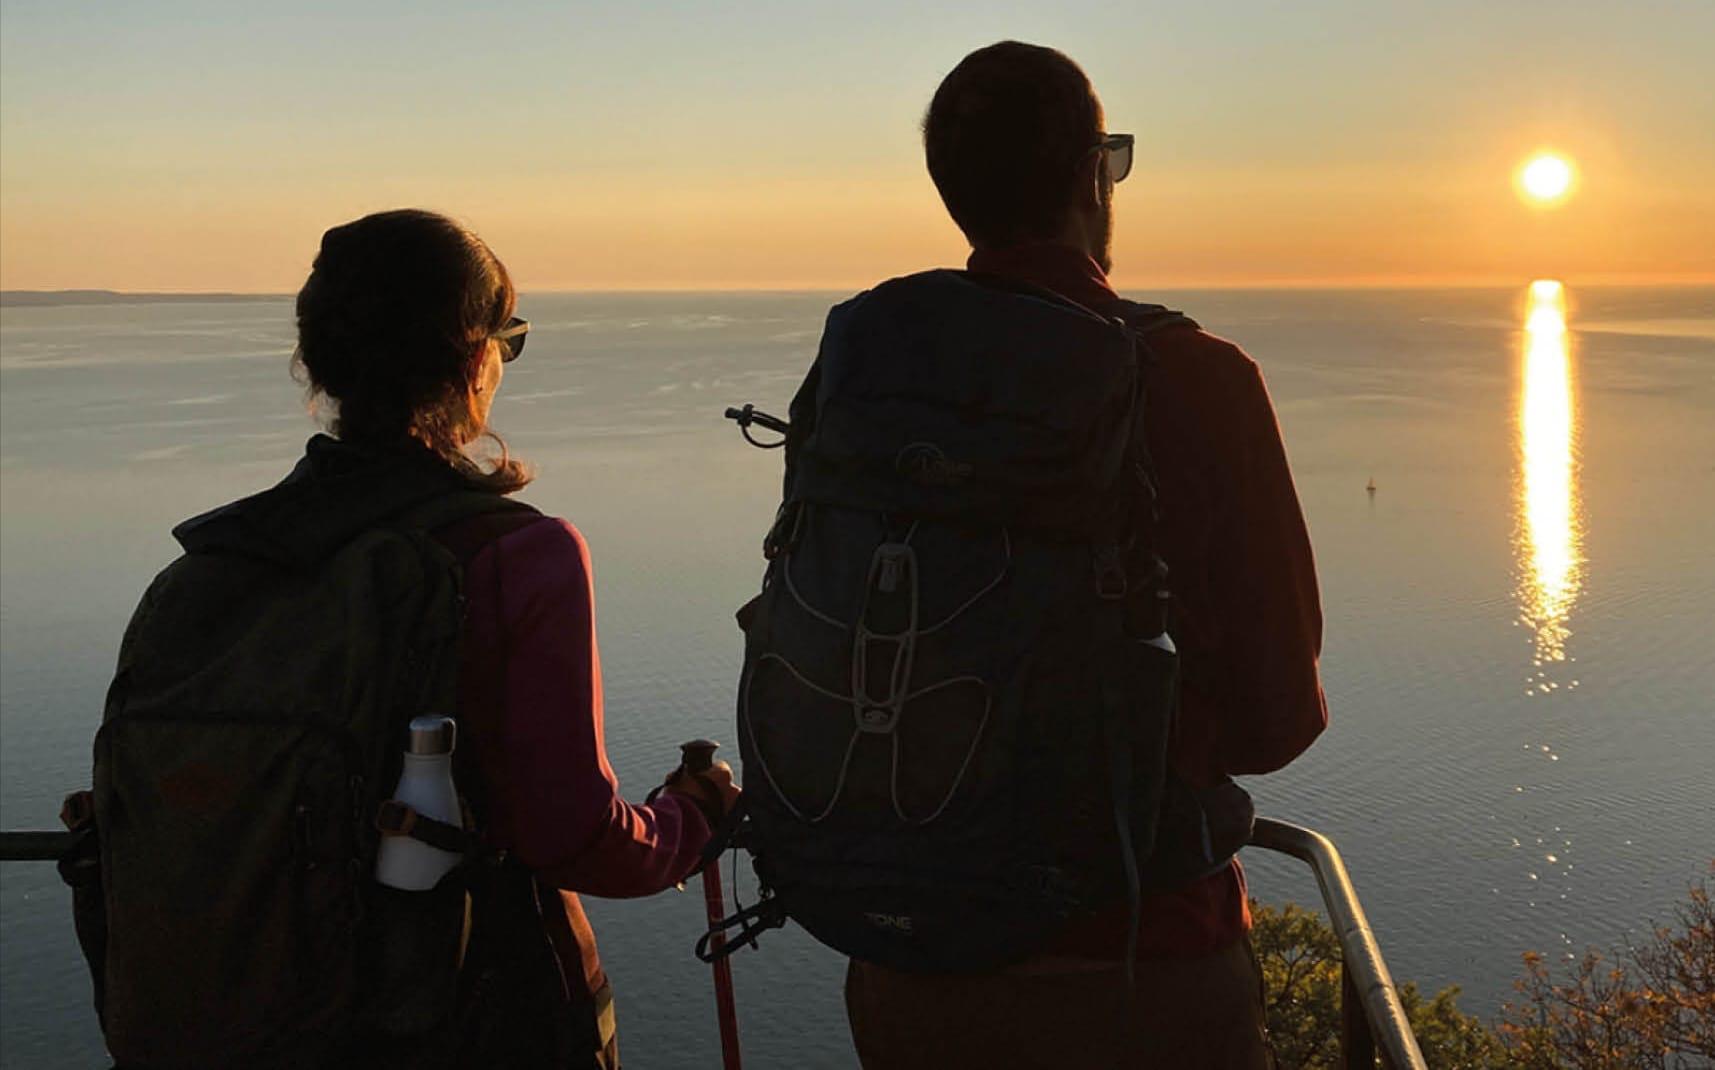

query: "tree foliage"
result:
(1251, 900), (1508, 1069)
(1497, 877), (1714, 1069)
(1252, 873), (1713, 1069)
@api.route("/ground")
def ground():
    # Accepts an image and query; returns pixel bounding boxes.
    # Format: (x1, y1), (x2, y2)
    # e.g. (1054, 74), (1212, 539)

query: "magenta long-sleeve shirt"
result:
(454, 514), (711, 899)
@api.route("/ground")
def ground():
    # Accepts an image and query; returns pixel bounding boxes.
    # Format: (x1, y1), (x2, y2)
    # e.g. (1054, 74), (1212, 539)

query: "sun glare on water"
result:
(1515, 279), (1583, 687)
(1517, 152), (1576, 205)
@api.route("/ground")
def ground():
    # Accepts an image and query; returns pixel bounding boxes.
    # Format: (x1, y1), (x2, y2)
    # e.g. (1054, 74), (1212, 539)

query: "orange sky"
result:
(3, 3), (1712, 292)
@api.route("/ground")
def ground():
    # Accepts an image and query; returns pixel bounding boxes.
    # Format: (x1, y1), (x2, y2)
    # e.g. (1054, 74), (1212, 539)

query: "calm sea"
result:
(2, 285), (1711, 1068)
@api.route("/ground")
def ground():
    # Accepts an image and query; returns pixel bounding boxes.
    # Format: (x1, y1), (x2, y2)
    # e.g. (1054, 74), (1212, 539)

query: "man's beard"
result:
(1095, 184), (1115, 275)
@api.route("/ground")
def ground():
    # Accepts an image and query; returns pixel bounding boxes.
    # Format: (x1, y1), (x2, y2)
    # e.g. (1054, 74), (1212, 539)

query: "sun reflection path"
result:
(1516, 279), (1584, 693)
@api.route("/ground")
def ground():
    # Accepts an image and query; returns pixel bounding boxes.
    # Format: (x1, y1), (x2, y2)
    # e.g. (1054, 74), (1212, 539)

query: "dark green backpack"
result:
(75, 438), (532, 1069)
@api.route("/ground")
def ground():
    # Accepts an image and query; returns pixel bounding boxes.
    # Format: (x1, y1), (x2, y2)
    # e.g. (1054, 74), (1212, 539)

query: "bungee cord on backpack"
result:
(741, 510), (1008, 827)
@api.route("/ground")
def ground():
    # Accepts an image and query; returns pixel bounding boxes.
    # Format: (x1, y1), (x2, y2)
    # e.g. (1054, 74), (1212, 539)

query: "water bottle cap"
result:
(406, 715), (457, 756)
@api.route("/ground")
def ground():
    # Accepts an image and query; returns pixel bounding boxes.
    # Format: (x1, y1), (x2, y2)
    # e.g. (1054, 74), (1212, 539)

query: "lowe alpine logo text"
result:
(864, 912), (915, 933)
(895, 442), (972, 487)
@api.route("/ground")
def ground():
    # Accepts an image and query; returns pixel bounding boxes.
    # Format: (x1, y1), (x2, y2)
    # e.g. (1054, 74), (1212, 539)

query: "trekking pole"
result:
(680, 739), (742, 1070)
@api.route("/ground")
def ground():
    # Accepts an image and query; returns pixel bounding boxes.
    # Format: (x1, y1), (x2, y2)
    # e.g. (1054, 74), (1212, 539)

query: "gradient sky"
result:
(3, 0), (1712, 291)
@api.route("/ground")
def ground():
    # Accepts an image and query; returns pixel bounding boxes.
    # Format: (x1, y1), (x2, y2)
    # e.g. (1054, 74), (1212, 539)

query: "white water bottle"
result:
(375, 715), (463, 891)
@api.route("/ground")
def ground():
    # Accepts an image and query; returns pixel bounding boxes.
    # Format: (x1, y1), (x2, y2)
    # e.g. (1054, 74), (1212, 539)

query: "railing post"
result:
(1341, 961), (1378, 1069)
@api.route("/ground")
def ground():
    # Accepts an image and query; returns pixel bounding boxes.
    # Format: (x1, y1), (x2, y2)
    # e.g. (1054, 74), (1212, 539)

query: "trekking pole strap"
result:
(689, 797), (750, 879)
(695, 895), (788, 963)
(645, 780), (744, 854)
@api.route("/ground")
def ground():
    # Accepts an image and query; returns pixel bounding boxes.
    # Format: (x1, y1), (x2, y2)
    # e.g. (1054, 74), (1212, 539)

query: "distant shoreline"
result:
(1, 290), (290, 308)
(5, 280), (1712, 309)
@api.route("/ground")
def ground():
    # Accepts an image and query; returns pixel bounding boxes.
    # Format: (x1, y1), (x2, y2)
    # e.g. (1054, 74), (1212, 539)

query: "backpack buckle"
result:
(375, 799), (420, 838)
(763, 501), (804, 561)
(1093, 545), (1128, 600)
(1016, 864), (1071, 900)
(855, 706), (900, 734)
(875, 543), (911, 594)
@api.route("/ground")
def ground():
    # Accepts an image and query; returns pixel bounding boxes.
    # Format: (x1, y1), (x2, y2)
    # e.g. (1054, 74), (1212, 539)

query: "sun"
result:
(1517, 152), (1576, 205)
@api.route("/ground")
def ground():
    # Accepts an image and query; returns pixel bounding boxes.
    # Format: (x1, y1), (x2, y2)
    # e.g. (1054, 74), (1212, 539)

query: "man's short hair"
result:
(923, 42), (1103, 249)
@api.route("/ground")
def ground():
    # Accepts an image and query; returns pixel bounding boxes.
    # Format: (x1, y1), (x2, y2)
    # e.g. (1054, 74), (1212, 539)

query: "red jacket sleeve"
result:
(461, 516), (711, 897)
(1205, 359), (1329, 774)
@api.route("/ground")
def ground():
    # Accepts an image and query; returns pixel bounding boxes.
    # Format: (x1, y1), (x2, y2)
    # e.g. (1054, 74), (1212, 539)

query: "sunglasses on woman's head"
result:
(493, 317), (529, 362)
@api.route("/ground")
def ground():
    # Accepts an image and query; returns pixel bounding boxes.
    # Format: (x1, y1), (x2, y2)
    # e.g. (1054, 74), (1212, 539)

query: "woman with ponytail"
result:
(298, 209), (742, 1067)
(92, 209), (736, 1070)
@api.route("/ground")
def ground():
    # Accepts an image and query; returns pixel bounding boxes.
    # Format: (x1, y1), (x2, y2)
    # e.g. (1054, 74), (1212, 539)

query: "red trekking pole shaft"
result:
(681, 740), (742, 1070)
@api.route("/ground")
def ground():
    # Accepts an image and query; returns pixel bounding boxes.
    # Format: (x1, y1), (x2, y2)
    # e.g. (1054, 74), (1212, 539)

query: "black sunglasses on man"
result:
(1098, 133), (1134, 183)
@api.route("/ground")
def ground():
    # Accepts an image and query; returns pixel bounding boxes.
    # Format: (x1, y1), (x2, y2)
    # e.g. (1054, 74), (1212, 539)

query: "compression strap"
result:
(1096, 583), (1143, 988)
(375, 799), (481, 856)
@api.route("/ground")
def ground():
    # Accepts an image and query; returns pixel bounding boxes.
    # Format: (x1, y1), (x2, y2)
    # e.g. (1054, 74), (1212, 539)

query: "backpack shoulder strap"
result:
(430, 508), (545, 566)
(1109, 298), (1199, 339)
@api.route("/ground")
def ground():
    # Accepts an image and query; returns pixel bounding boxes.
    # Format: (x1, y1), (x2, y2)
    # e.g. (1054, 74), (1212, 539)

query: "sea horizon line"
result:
(5, 275), (1714, 308)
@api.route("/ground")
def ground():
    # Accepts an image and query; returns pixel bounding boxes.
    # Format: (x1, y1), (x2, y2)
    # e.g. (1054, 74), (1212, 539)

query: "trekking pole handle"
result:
(681, 739), (720, 774)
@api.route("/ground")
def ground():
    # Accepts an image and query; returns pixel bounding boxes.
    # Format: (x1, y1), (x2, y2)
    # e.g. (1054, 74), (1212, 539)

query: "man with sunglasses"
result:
(826, 41), (1326, 1067)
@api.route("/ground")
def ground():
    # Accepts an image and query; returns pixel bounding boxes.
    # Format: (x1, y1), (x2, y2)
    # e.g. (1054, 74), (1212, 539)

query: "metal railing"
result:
(0, 830), (75, 861)
(1249, 817), (1428, 1070)
(4, 817), (1430, 1067)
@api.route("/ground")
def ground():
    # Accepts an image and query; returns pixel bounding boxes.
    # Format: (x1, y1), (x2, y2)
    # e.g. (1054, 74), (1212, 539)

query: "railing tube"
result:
(1248, 817), (1427, 1070)
(0, 830), (77, 862)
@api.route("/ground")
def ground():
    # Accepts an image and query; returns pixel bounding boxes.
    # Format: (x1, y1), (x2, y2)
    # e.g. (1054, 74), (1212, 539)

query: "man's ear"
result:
(1075, 149), (1105, 211)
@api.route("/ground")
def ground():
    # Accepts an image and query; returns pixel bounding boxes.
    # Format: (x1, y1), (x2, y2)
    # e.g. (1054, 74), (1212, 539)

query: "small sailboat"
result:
(1366, 476), (1377, 496)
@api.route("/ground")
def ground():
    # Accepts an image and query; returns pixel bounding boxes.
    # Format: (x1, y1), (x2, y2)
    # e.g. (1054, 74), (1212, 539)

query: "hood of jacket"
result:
(172, 434), (470, 567)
